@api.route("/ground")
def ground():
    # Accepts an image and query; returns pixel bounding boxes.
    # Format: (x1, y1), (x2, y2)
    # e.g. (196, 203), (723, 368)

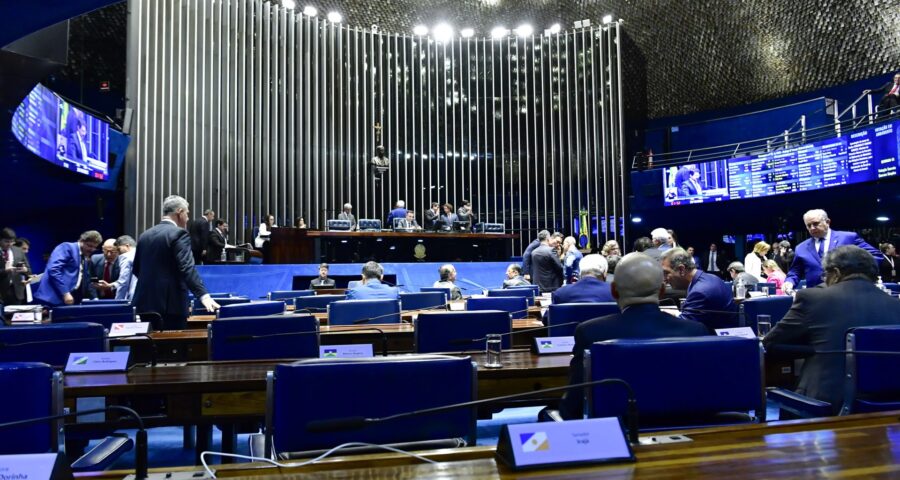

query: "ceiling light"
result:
(460, 28), (475, 38)
(602, 15), (613, 24)
(490, 26), (508, 39)
(433, 23), (454, 43)
(302, 5), (317, 16)
(515, 24), (533, 37)
(877, 216), (890, 222)
(631, 216), (642, 224)
(282, 0), (296, 9)
(326, 11), (342, 23)
(413, 25), (429, 36)
(548, 23), (561, 34)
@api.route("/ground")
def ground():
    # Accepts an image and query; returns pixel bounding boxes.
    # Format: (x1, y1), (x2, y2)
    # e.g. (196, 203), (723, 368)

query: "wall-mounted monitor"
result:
(662, 160), (730, 206)
(11, 83), (110, 180)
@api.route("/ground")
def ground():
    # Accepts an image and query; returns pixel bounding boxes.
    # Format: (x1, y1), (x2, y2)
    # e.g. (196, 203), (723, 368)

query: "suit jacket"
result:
(309, 277), (336, 288)
(763, 278), (900, 413)
(387, 208), (408, 227)
(0, 246), (31, 304)
(114, 249), (137, 300)
(502, 276), (531, 288)
(395, 218), (420, 231)
(188, 217), (211, 257)
(551, 276), (614, 304)
(873, 81), (900, 98)
(424, 209), (440, 228)
(680, 270), (738, 332)
(559, 303), (709, 419)
(522, 239), (542, 277)
(879, 255), (900, 283)
(132, 221), (209, 318)
(34, 242), (83, 306)
(564, 249), (583, 283)
(433, 280), (462, 300)
(702, 250), (725, 273)
(457, 207), (474, 223)
(337, 212), (357, 229)
(732, 272), (759, 296)
(785, 230), (882, 288)
(345, 279), (399, 300)
(90, 253), (121, 299)
(206, 229), (227, 262)
(531, 244), (564, 293)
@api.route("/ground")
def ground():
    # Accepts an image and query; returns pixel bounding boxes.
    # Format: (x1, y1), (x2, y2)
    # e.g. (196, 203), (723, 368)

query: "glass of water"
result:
(756, 315), (772, 339)
(484, 334), (503, 369)
(761, 286), (770, 297)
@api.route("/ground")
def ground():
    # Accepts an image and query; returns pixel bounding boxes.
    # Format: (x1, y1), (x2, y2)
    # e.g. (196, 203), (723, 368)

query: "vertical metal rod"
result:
(614, 23), (626, 246)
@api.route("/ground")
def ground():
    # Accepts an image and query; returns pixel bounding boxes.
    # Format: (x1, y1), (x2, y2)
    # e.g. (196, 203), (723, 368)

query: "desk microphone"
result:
(352, 303), (448, 324)
(305, 377), (639, 444)
(447, 321), (581, 346)
(227, 327), (390, 356)
(0, 405), (149, 480)
(118, 333), (159, 368)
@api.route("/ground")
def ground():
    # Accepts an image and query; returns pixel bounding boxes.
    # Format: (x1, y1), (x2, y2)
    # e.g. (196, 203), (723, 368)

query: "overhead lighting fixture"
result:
(302, 5), (317, 16)
(877, 216), (890, 222)
(515, 24), (533, 37)
(282, 0), (296, 9)
(460, 28), (475, 38)
(413, 25), (429, 36)
(490, 26), (508, 39)
(548, 23), (561, 34)
(326, 11), (342, 23)
(631, 216), (642, 224)
(602, 15), (613, 24)
(432, 23), (454, 43)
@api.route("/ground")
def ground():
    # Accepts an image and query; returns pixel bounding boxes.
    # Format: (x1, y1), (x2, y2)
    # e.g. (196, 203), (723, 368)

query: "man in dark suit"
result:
(90, 239), (120, 299)
(866, 73), (900, 117)
(662, 247), (737, 333)
(531, 234), (564, 293)
(764, 246), (900, 414)
(309, 263), (336, 288)
(784, 209), (881, 294)
(187, 209), (215, 265)
(34, 231), (102, 306)
(559, 252), (708, 419)
(346, 261), (399, 300)
(424, 202), (440, 231)
(206, 219), (229, 263)
(502, 264), (530, 288)
(337, 203), (357, 231)
(522, 230), (549, 281)
(386, 200), (408, 228)
(552, 254), (615, 304)
(0, 227), (31, 305)
(703, 242), (726, 278)
(132, 195), (219, 330)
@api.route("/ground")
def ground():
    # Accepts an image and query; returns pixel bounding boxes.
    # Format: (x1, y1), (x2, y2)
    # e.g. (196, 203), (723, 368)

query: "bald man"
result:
(558, 252), (708, 420)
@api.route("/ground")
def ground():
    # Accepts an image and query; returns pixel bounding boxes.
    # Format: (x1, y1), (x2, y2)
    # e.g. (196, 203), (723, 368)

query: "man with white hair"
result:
(643, 228), (670, 261)
(133, 195), (219, 330)
(783, 209), (881, 294)
(387, 200), (407, 228)
(338, 203), (357, 230)
(551, 254), (615, 304)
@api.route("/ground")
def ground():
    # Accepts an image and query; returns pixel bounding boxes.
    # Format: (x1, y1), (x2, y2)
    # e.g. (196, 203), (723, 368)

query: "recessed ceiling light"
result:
(490, 26), (508, 39)
(302, 5), (317, 16)
(460, 28), (475, 38)
(326, 11), (342, 23)
(413, 25), (429, 36)
(433, 23), (454, 43)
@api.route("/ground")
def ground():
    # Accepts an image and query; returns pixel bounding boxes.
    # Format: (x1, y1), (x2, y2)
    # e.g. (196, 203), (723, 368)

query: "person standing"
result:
(188, 209), (215, 265)
(532, 234), (564, 293)
(878, 243), (899, 283)
(34, 231), (102, 306)
(338, 203), (357, 230)
(90, 239), (120, 299)
(0, 227), (31, 306)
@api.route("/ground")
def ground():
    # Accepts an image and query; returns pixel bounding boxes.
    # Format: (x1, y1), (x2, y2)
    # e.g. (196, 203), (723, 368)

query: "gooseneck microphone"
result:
(305, 378), (640, 445)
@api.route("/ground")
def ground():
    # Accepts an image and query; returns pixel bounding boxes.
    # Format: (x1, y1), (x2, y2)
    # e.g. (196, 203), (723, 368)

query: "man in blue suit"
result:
(559, 253), (708, 419)
(662, 247), (737, 333)
(552, 254), (615, 304)
(386, 200), (408, 229)
(346, 261), (399, 300)
(34, 230), (103, 306)
(783, 209), (881, 294)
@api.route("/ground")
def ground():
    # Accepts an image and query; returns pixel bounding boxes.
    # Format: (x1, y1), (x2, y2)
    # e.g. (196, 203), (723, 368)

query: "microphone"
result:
(227, 327), (390, 356)
(352, 303), (449, 324)
(119, 333), (159, 368)
(447, 321), (582, 346)
(0, 405), (149, 480)
(305, 377), (640, 444)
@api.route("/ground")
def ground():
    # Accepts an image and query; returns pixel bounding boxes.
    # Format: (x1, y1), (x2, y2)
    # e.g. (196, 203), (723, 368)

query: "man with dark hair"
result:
(396, 210), (421, 231)
(108, 235), (137, 300)
(764, 246), (900, 413)
(606, 255), (621, 283)
(727, 261), (759, 297)
(34, 230), (102, 306)
(662, 247), (737, 332)
(0, 227), (31, 305)
(188, 209), (215, 264)
(522, 230), (550, 281)
(457, 200), (475, 226)
(433, 264), (462, 300)
(309, 263), (335, 288)
(632, 237), (653, 253)
(206, 219), (228, 263)
(866, 73), (900, 118)
(133, 195), (218, 330)
(532, 233), (564, 293)
(346, 261), (398, 300)
(502, 264), (530, 288)
(424, 202), (440, 230)
(703, 242), (725, 277)
(13, 238), (30, 255)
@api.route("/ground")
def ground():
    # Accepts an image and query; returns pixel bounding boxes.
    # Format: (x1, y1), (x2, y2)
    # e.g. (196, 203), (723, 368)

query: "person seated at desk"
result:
(387, 200), (408, 228)
(502, 263), (530, 288)
(437, 203), (458, 231)
(433, 264), (463, 300)
(309, 263), (336, 289)
(727, 261), (759, 297)
(395, 210), (422, 231)
(207, 220), (237, 263)
(558, 252), (708, 419)
(346, 261), (399, 300)
(255, 214), (277, 248)
(662, 247), (737, 333)
(337, 203), (356, 231)
(552, 254), (614, 304)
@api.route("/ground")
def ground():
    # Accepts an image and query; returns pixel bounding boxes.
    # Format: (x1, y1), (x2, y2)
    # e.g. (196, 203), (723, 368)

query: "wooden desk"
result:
(78, 411), (900, 479)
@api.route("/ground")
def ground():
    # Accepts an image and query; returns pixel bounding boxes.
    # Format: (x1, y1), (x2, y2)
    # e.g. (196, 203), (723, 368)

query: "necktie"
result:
(103, 262), (111, 282)
(817, 239), (824, 258)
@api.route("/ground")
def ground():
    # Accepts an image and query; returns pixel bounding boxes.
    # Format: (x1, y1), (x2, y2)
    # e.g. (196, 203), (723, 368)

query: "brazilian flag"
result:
(578, 209), (591, 250)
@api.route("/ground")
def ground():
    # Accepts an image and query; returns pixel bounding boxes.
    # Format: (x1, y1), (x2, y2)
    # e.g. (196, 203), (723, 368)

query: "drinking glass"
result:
(484, 334), (503, 368)
(756, 315), (772, 339)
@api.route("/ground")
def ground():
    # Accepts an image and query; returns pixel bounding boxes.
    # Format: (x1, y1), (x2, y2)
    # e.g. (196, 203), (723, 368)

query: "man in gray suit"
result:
(338, 203), (357, 230)
(764, 245), (900, 414)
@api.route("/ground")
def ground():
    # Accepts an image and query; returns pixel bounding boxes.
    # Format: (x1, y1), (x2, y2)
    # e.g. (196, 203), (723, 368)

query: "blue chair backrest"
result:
(327, 299), (401, 325)
(843, 325), (900, 413)
(208, 293), (238, 298)
(267, 290), (316, 304)
(420, 287), (452, 298)
(486, 288), (535, 306)
(50, 304), (135, 329)
(294, 294), (346, 313)
(82, 299), (131, 305)
(192, 296), (249, 314)
(208, 315), (319, 361)
(507, 285), (541, 297)
(754, 282), (778, 292)
(547, 302), (620, 337)
(268, 355), (477, 453)
(414, 311), (511, 353)
(586, 337), (764, 422)
(0, 362), (60, 454)
(883, 282), (900, 294)
(0, 323), (107, 366)
(217, 301), (286, 319)
(739, 295), (793, 334)
(466, 296), (528, 319)
(399, 292), (447, 311)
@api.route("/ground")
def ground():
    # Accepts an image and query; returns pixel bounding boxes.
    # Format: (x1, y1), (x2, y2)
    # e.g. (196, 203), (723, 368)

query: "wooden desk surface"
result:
(77, 411), (900, 479)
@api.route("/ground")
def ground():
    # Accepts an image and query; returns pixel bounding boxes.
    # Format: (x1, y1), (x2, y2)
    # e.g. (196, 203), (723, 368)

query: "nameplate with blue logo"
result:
(108, 322), (151, 338)
(533, 336), (576, 354)
(715, 327), (757, 339)
(496, 417), (634, 470)
(319, 344), (374, 358)
(64, 352), (130, 373)
(0, 453), (70, 480)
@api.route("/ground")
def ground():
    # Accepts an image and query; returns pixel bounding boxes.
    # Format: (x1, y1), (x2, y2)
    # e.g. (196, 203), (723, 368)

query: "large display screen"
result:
(663, 119), (900, 206)
(11, 84), (110, 180)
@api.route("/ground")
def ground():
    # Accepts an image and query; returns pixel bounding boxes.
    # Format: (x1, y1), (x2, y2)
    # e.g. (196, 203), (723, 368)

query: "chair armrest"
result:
(766, 387), (833, 418)
(70, 435), (134, 472)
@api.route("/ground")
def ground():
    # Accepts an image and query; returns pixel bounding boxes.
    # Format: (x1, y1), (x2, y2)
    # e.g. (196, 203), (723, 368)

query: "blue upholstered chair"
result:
(414, 311), (512, 353)
(882, 282), (900, 294)
(399, 292), (447, 311)
(507, 285), (541, 297)
(192, 296), (250, 315)
(216, 301), (286, 319)
(208, 315), (319, 361)
(768, 325), (900, 418)
(0, 323), (107, 366)
(50, 304), (135, 329)
(294, 294), (346, 312)
(466, 296), (528, 319)
(486, 288), (536, 306)
(419, 286), (452, 298)
(267, 290), (316, 305)
(208, 293), (238, 298)
(263, 355), (477, 457)
(327, 299), (401, 325)
(547, 302), (619, 337)
(585, 337), (765, 429)
(754, 282), (778, 293)
(739, 295), (793, 334)
(81, 299), (131, 305)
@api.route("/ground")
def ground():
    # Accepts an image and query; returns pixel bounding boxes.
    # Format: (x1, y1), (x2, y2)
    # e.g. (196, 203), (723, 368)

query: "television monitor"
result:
(662, 160), (730, 206)
(11, 83), (110, 180)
